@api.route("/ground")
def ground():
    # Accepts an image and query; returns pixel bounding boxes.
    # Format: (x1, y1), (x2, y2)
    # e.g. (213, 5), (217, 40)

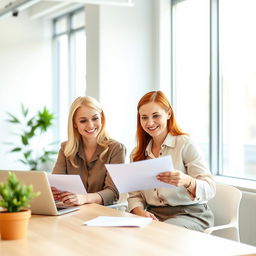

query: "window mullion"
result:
(170, 0), (175, 107)
(210, 0), (221, 175)
(68, 13), (73, 106)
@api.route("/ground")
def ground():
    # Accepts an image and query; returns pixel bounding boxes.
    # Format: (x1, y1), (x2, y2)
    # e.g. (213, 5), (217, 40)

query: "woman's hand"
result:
(156, 171), (191, 187)
(131, 207), (159, 221)
(58, 192), (87, 206)
(51, 187), (84, 205)
(51, 186), (62, 201)
(58, 192), (103, 206)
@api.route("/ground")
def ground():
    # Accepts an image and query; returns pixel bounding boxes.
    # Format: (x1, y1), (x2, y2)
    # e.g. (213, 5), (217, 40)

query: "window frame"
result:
(52, 8), (86, 142)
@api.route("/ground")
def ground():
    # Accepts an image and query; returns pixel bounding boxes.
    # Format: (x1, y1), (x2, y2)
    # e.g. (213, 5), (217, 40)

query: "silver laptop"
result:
(0, 170), (80, 215)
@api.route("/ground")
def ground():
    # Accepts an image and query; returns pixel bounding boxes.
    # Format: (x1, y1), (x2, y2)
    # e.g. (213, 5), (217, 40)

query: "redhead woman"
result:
(128, 91), (215, 231)
(52, 96), (126, 206)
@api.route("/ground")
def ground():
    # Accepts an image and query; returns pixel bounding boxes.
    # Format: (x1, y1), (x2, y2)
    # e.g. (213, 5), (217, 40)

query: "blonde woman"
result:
(128, 91), (215, 231)
(52, 96), (126, 206)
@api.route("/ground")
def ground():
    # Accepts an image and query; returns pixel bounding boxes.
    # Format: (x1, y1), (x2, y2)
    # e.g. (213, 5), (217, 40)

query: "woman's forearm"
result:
(84, 193), (103, 205)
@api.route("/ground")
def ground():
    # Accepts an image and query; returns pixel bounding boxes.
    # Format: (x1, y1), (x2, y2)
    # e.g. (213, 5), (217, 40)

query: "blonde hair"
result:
(64, 96), (110, 167)
(133, 91), (187, 161)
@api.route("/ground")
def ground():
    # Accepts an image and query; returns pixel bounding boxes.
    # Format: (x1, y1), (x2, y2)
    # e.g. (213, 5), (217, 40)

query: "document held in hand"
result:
(105, 155), (174, 193)
(47, 174), (87, 195)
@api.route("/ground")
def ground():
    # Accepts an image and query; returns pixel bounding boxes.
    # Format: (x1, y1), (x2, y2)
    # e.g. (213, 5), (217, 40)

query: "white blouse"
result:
(128, 134), (216, 212)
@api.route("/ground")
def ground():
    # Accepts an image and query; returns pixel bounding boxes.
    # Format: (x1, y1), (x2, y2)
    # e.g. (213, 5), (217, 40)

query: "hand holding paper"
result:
(47, 174), (87, 195)
(105, 156), (174, 193)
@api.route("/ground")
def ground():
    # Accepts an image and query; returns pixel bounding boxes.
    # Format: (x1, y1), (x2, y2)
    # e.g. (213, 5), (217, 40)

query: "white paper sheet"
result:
(105, 155), (174, 193)
(47, 174), (87, 195)
(84, 216), (152, 227)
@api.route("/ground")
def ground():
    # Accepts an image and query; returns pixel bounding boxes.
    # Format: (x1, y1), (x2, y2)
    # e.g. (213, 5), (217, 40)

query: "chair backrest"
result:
(208, 183), (242, 226)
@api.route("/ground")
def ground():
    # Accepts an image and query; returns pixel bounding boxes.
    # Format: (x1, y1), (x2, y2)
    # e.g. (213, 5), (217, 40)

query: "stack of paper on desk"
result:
(105, 155), (174, 193)
(84, 216), (152, 228)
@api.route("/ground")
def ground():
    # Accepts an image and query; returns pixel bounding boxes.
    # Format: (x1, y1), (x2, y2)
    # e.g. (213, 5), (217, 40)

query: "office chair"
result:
(204, 183), (242, 241)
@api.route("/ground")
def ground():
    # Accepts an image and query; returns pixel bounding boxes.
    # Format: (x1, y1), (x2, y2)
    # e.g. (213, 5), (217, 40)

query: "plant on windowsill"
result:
(5, 104), (57, 171)
(0, 172), (40, 240)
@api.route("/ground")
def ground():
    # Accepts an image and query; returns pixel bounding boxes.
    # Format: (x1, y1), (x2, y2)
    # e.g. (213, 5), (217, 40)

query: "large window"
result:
(220, 0), (256, 180)
(171, 0), (256, 180)
(53, 9), (86, 142)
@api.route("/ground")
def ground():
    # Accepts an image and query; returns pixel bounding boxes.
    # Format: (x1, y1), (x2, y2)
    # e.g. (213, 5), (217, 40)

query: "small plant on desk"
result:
(0, 172), (40, 240)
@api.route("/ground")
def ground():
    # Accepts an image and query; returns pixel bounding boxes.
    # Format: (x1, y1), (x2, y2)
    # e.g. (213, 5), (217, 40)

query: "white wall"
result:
(0, 11), (53, 170)
(86, 0), (156, 158)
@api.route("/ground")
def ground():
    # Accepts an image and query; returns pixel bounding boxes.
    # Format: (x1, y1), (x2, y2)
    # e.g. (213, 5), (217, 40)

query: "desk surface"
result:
(1, 204), (256, 256)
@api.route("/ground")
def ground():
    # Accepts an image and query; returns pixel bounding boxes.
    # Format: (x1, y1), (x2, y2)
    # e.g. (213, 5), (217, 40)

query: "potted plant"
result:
(5, 104), (57, 170)
(0, 172), (40, 240)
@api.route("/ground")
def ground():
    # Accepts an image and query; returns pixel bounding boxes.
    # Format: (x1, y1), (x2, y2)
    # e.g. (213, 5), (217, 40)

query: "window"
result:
(220, 0), (256, 180)
(171, 0), (256, 180)
(53, 8), (86, 142)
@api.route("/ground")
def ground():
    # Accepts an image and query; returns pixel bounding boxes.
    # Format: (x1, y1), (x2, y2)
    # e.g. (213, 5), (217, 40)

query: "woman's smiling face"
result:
(139, 102), (171, 140)
(73, 105), (102, 141)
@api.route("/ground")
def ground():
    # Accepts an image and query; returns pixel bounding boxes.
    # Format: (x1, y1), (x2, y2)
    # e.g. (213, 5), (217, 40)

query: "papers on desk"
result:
(105, 155), (174, 193)
(47, 174), (87, 195)
(84, 216), (152, 228)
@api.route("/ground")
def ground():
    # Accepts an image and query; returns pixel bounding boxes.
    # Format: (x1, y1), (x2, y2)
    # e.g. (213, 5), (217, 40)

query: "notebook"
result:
(0, 170), (80, 216)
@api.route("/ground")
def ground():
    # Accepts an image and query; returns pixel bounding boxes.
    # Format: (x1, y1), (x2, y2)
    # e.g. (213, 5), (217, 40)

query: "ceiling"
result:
(0, 0), (133, 19)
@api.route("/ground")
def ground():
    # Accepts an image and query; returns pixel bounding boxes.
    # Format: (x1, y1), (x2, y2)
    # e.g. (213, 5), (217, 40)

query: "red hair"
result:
(133, 91), (187, 161)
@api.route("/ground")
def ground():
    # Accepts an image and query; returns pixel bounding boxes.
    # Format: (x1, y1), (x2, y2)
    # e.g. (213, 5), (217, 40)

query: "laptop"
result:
(0, 170), (80, 215)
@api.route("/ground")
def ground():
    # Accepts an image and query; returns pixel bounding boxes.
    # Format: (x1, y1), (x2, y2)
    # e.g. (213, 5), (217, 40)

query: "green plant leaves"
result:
(39, 150), (57, 163)
(10, 147), (22, 152)
(0, 172), (40, 212)
(21, 104), (29, 117)
(27, 117), (34, 127)
(6, 113), (20, 124)
(21, 135), (29, 145)
(5, 104), (58, 170)
(37, 107), (54, 132)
